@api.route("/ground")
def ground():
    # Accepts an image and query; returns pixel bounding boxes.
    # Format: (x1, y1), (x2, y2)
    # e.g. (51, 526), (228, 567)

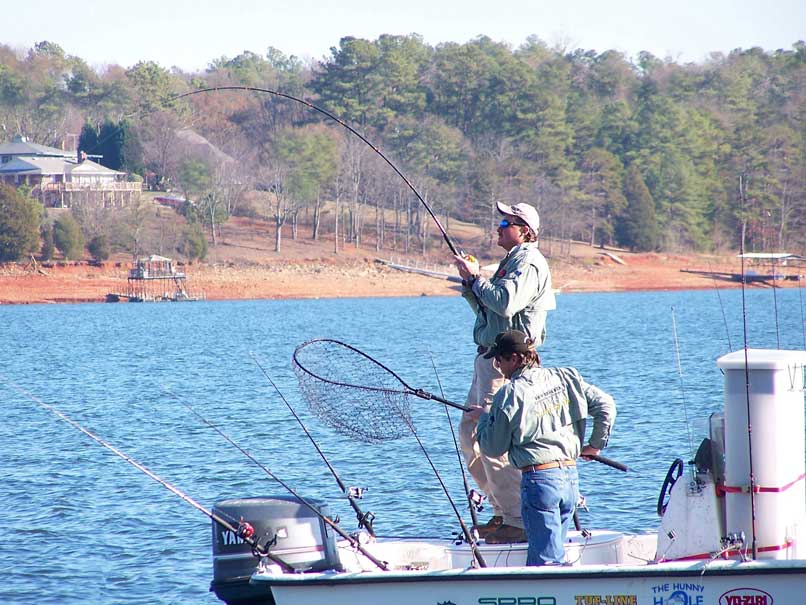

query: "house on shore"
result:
(0, 135), (141, 208)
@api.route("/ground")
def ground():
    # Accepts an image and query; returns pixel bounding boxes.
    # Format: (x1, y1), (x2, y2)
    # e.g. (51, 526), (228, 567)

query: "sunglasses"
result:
(499, 218), (526, 229)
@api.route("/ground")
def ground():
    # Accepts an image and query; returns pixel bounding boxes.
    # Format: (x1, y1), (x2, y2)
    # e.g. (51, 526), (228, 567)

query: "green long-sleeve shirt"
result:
(461, 242), (555, 348)
(477, 365), (616, 469)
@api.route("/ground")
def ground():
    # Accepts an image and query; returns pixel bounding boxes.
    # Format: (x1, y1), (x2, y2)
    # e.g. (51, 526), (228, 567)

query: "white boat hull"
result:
(258, 559), (804, 605)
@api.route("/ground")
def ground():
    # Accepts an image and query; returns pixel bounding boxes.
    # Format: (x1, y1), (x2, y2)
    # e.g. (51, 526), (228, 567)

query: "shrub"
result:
(178, 222), (207, 262)
(0, 184), (41, 262)
(87, 234), (111, 262)
(53, 213), (85, 260)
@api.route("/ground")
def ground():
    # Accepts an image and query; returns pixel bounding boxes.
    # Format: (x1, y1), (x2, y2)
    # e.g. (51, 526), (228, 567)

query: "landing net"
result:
(292, 339), (414, 443)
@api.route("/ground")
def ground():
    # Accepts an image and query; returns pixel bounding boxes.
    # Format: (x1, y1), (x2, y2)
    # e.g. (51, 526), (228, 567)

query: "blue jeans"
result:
(521, 465), (579, 565)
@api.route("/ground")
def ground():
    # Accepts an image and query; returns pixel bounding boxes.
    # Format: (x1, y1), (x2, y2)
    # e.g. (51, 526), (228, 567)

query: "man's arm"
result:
(476, 391), (515, 458)
(583, 382), (616, 451)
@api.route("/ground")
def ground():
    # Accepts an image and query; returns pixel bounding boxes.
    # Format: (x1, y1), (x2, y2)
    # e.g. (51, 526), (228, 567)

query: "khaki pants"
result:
(459, 353), (524, 529)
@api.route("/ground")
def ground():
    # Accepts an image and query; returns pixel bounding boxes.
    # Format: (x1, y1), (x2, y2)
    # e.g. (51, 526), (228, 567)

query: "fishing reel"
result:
(468, 489), (485, 512)
(348, 486), (368, 499)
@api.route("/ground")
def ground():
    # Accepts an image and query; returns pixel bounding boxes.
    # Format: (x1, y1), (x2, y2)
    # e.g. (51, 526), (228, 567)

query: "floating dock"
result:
(107, 255), (205, 302)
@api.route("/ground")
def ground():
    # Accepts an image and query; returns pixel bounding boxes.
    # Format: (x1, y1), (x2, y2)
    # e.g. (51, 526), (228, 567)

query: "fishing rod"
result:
(249, 353), (376, 537)
(3, 377), (294, 572)
(154, 86), (464, 258)
(291, 339), (485, 566)
(799, 277), (806, 349)
(427, 352), (482, 533)
(739, 174), (759, 560)
(771, 256), (781, 349)
(398, 411), (488, 568)
(161, 387), (389, 571)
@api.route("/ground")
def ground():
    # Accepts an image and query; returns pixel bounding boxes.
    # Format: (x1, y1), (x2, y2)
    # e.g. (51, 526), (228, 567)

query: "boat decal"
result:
(574, 595), (637, 604)
(477, 597), (556, 604)
(651, 582), (705, 604)
(719, 588), (773, 604)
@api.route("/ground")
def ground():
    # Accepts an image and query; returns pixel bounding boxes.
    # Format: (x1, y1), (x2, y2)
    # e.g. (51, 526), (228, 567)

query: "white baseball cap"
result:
(496, 202), (540, 235)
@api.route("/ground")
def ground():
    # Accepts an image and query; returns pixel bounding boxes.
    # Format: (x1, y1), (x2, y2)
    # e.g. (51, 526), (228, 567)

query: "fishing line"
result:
(707, 260), (733, 351)
(97, 86), (465, 258)
(427, 351), (482, 532)
(671, 307), (695, 462)
(161, 387), (389, 571)
(249, 352), (376, 537)
(2, 376), (294, 572)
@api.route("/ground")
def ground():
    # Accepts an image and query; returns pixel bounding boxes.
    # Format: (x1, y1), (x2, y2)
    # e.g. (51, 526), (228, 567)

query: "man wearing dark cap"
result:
(453, 201), (556, 543)
(469, 329), (616, 565)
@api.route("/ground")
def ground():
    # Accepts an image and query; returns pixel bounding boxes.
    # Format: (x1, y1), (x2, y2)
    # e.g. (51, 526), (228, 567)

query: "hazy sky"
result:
(3, 0), (804, 71)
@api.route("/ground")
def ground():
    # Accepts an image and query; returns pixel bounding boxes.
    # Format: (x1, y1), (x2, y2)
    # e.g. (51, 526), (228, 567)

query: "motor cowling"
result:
(210, 495), (340, 604)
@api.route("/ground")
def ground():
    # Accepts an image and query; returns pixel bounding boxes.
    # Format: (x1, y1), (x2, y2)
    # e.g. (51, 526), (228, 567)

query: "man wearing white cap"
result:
(453, 201), (556, 543)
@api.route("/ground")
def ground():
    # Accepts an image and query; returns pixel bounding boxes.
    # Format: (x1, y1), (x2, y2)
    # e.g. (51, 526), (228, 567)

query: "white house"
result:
(0, 135), (141, 207)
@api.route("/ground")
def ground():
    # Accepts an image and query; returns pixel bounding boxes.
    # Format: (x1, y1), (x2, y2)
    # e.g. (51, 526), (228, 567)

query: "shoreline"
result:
(1, 254), (800, 306)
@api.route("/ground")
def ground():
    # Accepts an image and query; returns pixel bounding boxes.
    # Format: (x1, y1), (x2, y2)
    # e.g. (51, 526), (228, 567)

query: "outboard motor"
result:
(210, 495), (340, 605)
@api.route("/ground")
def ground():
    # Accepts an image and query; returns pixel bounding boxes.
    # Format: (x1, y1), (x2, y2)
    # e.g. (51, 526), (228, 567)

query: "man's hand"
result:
(464, 404), (485, 421)
(580, 445), (600, 460)
(453, 254), (480, 281)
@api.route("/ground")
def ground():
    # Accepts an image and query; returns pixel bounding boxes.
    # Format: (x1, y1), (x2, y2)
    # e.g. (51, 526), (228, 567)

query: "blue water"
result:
(2, 288), (805, 604)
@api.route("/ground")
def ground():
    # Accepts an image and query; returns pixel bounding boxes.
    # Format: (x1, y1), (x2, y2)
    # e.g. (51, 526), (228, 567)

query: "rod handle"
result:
(586, 454), (629, 472)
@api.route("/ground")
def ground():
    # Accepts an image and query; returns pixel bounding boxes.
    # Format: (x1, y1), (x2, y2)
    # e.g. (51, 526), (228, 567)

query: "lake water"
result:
(2, 287), (805, 604)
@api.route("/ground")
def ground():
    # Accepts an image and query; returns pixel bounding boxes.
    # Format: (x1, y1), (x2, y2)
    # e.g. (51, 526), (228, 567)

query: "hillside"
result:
(1, 210), (800, 305)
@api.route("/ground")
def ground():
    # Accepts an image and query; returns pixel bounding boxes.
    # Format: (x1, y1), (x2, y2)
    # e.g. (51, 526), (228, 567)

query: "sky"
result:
(2, 0), (804, 71)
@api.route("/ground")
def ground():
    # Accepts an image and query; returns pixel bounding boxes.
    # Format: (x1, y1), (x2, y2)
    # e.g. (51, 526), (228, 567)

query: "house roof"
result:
(0, 135), (74, 159)
(0, 156), (122, 176)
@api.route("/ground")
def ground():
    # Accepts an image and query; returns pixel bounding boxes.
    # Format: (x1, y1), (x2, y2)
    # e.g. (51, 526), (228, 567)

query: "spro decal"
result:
(478, 598), (556, 605)
(651, 583), (705, 605)
(719, 588), (773, 605)
(575, 596), (637, 605)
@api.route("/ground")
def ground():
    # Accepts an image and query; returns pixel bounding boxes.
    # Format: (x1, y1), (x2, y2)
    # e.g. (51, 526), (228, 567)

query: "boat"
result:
(208, 347), (806, 605)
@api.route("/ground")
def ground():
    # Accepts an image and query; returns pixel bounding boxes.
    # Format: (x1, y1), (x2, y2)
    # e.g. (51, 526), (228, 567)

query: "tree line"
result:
(1, 36), (804, 263)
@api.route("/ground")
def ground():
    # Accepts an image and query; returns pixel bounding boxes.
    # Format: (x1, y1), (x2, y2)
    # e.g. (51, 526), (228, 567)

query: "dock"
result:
(107, 255), (205, 302)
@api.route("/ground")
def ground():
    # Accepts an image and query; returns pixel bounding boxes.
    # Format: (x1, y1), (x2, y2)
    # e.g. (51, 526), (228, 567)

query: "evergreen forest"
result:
(1, 36), (805, 259)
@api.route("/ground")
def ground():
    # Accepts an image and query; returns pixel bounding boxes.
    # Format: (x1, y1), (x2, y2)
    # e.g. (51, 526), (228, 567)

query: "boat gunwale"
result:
(251, 559), (806, 587)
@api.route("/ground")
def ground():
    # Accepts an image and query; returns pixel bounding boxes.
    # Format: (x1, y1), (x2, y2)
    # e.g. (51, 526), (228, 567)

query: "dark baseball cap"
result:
(483, 330), (534, 359)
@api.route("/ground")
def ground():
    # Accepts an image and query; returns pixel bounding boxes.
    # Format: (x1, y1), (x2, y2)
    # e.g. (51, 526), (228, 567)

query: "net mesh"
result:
(292, 339), (414, 443)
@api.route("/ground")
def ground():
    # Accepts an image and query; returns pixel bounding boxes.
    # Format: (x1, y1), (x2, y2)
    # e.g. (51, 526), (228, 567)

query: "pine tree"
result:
(618, 164), (658, 251)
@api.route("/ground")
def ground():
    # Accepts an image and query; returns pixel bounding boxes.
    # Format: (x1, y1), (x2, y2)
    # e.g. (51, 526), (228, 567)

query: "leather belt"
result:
(521, 459), (576, 473)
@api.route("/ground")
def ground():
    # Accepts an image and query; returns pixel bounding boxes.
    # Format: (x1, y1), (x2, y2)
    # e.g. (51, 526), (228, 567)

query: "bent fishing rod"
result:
(3, 377), (294, 572)
(161, 388), (389, 571)
(160, 86), (465, 258)
(250, 352), (376, 537)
